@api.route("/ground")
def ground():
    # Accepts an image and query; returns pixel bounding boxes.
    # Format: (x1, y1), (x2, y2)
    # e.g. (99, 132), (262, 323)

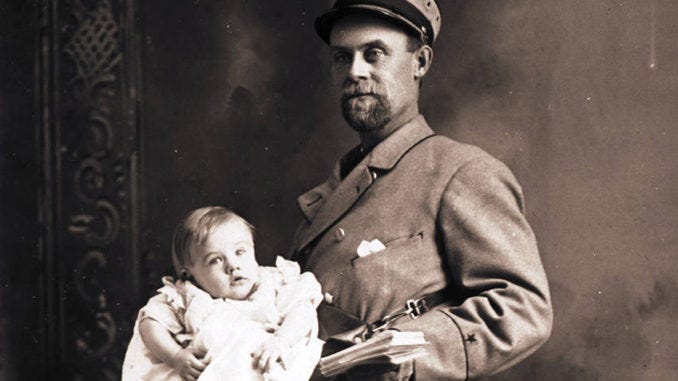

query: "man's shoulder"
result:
(413, 133), (499, 168)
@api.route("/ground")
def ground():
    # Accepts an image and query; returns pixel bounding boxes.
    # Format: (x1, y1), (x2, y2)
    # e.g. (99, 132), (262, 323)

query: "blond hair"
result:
(171, 206), (254, 276)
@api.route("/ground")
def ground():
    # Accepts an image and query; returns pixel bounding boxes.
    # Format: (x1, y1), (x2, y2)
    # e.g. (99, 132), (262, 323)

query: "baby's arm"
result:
(252, 301), (316, 373)
(139, 318), (210, 381)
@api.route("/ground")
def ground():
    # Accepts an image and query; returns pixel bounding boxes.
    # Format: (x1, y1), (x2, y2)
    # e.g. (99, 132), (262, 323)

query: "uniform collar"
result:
(365, 114), (434, 170)
(296, 115), (434, 224)
(336, 114), (434, 181)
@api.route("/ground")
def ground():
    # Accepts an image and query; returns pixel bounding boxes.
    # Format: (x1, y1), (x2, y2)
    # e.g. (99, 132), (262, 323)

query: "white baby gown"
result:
(122, 256), (323, 381)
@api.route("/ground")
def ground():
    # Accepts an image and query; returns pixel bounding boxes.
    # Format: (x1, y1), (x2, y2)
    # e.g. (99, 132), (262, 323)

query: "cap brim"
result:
(315, 5), (424, 45)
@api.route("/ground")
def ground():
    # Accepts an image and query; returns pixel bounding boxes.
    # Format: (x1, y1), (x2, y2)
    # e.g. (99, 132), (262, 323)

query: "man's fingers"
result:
(190, 356), (206, 371)
(183, 370), (198, 381)
(193, 346), (208, 358)
(262, 355), (273, 373)
(251, 349), (261, 368)
(201, 351), (212, 365)
(256, 351), (268, 371)
(278, 354), (288, 370)
(257, 350), (273, 372)
(186, 366), (201, 379)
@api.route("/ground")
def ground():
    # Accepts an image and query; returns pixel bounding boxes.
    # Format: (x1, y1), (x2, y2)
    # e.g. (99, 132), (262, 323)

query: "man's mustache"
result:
(341, 85), (383, 102)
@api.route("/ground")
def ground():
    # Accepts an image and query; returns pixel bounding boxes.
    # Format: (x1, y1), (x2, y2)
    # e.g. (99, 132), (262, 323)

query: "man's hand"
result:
(251, 335), (292, 374)
(170, 346), (210, 381)
(345, 360), (414, 381)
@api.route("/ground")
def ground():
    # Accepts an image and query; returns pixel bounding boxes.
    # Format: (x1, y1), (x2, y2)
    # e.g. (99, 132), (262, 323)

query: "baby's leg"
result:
(196, 321), (271, 381)
(266, 337), (324, 381)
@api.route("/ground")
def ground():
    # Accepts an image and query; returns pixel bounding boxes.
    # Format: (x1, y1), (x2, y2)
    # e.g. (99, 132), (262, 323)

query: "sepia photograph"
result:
(1, 0), (676, 379)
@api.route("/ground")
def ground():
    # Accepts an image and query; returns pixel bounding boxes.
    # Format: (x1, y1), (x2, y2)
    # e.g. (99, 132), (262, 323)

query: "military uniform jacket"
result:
(290, 115), (552, 380)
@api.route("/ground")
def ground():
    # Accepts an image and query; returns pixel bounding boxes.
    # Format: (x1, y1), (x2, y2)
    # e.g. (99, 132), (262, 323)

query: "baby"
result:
(122, 206), (323, 381)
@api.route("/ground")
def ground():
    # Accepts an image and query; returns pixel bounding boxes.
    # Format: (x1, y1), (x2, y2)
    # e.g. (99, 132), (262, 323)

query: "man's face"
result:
(329, 14), (420, 133)
(186, 218), (259, 300)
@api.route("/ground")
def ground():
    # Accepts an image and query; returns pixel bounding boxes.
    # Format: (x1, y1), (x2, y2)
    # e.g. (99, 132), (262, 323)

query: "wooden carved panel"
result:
(39, 0), (141, 378)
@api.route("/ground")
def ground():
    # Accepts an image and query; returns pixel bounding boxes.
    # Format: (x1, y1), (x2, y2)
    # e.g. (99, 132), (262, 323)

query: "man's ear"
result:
(413, 45), (433, 79)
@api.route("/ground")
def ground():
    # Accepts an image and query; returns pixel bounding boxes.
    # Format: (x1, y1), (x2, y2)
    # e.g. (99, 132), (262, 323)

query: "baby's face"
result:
(186, 218), (259, 300)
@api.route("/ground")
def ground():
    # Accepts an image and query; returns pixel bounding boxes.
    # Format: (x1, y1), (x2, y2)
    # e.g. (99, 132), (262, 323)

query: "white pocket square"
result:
(356, 239), (386, 258)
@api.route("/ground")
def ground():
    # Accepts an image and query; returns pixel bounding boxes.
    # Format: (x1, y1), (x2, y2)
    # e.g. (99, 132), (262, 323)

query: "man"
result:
(289, 1), (553, 379)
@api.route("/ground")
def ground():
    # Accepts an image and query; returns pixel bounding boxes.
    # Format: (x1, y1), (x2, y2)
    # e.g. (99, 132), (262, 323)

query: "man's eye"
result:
(364, 49), (384, 62)
(332, 52), (351, 65)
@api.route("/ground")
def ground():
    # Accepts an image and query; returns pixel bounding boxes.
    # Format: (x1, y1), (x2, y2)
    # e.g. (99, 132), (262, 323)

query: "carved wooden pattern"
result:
(39, 0), (141, 378)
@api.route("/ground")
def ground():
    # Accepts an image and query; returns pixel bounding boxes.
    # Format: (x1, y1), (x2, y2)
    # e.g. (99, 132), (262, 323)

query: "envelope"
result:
(356, 239), (386, 257)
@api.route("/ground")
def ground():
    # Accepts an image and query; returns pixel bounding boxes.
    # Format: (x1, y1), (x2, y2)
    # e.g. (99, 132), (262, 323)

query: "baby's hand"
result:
(170, 346), (210, 381)
(251, 335), (292, 373)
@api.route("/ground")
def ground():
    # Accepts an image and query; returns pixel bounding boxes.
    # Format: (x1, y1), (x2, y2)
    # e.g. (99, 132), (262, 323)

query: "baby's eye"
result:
(235, 249), (246, 256)
(209, 257), (223, 265)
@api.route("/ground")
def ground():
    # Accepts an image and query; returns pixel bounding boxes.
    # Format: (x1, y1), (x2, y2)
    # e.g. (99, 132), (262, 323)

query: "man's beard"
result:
(340, 92), (392, 132)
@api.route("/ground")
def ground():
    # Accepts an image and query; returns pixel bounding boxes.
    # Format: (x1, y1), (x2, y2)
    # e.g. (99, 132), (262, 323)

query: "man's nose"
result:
(349, 54), (370, 80)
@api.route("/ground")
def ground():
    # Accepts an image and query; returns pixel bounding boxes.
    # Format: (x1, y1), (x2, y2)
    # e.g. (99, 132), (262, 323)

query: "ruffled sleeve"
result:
(138, 276), (187, 335)
(274, 256), (323, 315)
(182, 280), (222, 333)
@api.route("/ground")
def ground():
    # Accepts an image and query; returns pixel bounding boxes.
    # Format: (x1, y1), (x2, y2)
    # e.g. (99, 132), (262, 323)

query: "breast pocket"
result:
(350, 231), (423, 265)
(342, 231), (434, 322)
(382, 231), (425, 250)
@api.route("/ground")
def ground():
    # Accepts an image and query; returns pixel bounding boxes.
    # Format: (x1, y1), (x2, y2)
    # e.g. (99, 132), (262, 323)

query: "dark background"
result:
(2, 0), (677, 379)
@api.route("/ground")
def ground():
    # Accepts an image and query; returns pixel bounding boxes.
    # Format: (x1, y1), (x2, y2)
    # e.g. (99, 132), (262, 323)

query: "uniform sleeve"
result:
(393, 156), (553, 380)
(274, 256), (323, 315)
(138, 280), (186, 336)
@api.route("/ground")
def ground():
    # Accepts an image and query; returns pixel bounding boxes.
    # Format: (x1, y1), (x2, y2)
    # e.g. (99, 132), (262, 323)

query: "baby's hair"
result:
(171, 206), (254, 276)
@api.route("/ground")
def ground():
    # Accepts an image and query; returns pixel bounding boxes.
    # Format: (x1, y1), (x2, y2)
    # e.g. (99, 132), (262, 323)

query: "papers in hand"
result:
(319, 331), (429, 377)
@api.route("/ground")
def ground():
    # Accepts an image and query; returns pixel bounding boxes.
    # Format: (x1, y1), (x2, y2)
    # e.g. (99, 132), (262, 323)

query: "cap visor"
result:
(315, 5), (423, 45)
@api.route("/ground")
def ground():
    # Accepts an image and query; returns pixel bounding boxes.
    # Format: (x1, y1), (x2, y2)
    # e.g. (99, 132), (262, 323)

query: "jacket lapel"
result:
(296, 115), (435, 251)
(298, 163), (375, 250)
(297, 179), (336, 222)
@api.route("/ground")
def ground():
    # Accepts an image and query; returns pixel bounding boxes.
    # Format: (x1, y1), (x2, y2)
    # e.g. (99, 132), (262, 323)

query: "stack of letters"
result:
(319, 331), (429, 377)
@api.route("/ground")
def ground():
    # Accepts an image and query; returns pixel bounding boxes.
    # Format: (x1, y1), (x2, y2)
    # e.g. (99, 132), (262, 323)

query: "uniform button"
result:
(335, 227), (346, 242)
(324, 292), (334, 304)
(371, 171), (378, 180)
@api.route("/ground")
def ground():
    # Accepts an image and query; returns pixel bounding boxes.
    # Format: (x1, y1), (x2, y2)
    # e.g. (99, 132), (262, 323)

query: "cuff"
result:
(392, 308), (468, 380)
